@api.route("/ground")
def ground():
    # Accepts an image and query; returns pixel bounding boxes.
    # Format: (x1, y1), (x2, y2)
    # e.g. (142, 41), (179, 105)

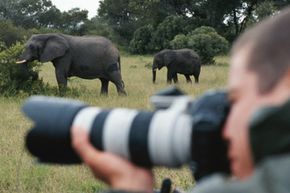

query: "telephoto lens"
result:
(23, 95), (194, 167)
(23, 87), (230, 175)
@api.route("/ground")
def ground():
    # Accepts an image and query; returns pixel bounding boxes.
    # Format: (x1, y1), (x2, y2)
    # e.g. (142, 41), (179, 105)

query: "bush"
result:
(0, 20), (29, 47)
(170, 34), (188, 49)
(129, 25), (154, 54)
(187, 26), (229, 64)
(151, 16), (191, 51)
(0, 42), (51, 96)
(0, 41), (6, 52)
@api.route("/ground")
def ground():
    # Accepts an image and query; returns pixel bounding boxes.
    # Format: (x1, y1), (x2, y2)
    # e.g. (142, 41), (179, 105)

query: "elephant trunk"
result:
(152, 68), (157, 83)
(16, 63), (38, 81)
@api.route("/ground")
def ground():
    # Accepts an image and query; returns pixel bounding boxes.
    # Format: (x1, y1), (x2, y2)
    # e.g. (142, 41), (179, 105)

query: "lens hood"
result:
(23, 96), (87, 164)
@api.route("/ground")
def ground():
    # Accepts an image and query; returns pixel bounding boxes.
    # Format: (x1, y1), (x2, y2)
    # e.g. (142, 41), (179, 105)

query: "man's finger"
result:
(71, 127), (124, 182)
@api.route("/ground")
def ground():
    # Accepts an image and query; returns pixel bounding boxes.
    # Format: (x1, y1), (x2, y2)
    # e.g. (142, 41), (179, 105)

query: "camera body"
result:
(23, 87), (230, 180)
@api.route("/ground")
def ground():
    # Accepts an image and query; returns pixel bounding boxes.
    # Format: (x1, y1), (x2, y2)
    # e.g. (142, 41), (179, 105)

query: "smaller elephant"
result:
(17, 33), (126, 96)
(152, 49), (201, 84)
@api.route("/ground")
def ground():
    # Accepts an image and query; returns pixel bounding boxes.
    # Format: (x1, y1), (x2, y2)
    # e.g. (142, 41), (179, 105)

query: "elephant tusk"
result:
(16, 60), (27, 64)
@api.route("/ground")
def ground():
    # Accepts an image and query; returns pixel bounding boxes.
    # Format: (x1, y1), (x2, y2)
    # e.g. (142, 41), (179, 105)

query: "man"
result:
(71, 6), (290, 193)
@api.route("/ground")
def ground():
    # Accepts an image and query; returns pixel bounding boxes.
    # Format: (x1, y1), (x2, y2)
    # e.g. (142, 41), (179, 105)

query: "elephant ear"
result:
(40, 35), (69, 62)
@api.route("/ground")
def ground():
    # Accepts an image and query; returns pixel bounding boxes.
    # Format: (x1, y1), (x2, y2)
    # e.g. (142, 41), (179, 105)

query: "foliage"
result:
(128, 15), (195, 54)
(0, 40), (6, 52)
(98, 0), (290, 45)
(129, 25), (155, 54)
(151, 15), (193, 51)
(0, 20), (29, 47)
(98, 0), (141, 45)
(60, 8), (88, 35)
(98, 0), (196, 45)
(187, 26), (229, 64)
(0, 0), (89, 35)
(254, 1), (277, 21)
(85, 16), (119, 42)
(170, 34), (189, 49)
(0, 0), (58, 28)
(169, 27), (229, 64)
(1, 0), (289, 46)
(0, 42), (51, 96)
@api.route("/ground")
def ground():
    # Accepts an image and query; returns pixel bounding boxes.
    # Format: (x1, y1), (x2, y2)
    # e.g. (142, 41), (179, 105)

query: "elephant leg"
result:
(167, 70), (175, 84)
(55, 69), (67, 95)
(100, 78), (109, 96)
(53, 59), (70, 95)
(173, 73), (178, 84)
(185, 75), (192, 84)
(194, 75), (199, 83)
(108, 71), (127, 96)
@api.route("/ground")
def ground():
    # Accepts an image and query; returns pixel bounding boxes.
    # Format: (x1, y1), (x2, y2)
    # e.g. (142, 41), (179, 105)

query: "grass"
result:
(0, 55), (229, 193)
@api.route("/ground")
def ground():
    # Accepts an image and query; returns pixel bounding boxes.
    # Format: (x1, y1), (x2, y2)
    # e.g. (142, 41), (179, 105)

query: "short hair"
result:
(232, 6), (290, 94)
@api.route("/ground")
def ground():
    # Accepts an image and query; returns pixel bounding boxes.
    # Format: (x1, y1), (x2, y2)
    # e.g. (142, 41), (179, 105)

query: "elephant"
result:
(17, 33), (127, 95)
(152, 49), (201, 84)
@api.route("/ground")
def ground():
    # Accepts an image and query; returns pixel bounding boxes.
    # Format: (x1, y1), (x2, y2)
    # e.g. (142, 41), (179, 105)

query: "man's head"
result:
(223, 6), (290, 179)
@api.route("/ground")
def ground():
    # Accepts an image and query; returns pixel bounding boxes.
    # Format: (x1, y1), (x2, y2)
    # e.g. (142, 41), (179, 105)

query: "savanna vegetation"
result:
(0, 0), (289, 192)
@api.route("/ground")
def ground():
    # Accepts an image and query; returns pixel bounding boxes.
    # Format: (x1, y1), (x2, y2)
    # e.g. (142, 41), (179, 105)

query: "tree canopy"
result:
(0, 0), (289, 57)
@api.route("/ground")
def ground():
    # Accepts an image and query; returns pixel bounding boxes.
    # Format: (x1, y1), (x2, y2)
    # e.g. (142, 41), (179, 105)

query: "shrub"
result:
(0, 20), (28, 47)
(152, 16), (190, 51)
(0, 42), (50, 96)
(0, 40), (6, 52)
(129, 25), (154, 54)
(170, 34), (188, 49)
(187, 26), (229, 64)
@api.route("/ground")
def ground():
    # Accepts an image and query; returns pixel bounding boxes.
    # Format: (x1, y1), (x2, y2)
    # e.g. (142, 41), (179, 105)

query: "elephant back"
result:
(65, 34), (120, 65)
(174, 49), (201, 74)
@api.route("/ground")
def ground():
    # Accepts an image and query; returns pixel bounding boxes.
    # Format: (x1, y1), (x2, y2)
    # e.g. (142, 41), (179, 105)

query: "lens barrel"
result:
(23, 96), (193, 167)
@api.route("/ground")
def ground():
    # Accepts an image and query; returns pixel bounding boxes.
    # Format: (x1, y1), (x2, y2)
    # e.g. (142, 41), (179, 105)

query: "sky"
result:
(50, 0), (101, 18)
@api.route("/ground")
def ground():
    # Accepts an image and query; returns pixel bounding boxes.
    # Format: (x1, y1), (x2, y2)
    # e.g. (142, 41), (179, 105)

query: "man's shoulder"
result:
(191, 154), (290, 193)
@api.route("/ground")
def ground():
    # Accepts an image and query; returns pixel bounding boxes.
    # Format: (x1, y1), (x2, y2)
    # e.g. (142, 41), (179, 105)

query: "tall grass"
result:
(0, 55), (229, 193)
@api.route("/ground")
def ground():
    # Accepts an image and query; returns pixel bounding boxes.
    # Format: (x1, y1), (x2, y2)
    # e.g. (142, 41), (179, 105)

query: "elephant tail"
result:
(117, 56), (125, 88)
(118, 55), (121, 72)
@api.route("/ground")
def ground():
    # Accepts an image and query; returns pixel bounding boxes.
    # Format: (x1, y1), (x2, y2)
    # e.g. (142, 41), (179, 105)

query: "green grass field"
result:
(0, 55), (229, 193)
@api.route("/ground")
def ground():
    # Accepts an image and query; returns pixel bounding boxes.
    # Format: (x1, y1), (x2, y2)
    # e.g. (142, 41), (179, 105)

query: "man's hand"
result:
(72, 127), (154, 193)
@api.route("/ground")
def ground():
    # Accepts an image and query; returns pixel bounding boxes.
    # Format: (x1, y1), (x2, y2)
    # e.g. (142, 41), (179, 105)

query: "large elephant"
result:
(152, 49), (201, 84)
(17, 33), (127, 95)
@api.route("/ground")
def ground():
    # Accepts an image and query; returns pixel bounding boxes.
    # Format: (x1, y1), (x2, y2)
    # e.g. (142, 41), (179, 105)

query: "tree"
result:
(0, 0), (89, 34)
(61, 8), (89, 35)
(170, 34), (189, 49)
(98, 0), (137, 44)
(254, 1), (277, 21)
(187, 26), (229, 64)
(0, 20), (28, 46)
(98, 0), (195, 45)
(129, 25), (154, 54)
(0, 0), (62, 29)
(152, 15), (193, 50)
(85, 17), (117, 41)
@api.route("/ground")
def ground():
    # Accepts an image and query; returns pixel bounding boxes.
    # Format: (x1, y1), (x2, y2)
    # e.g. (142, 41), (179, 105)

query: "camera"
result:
(22, 87), (230, 180)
